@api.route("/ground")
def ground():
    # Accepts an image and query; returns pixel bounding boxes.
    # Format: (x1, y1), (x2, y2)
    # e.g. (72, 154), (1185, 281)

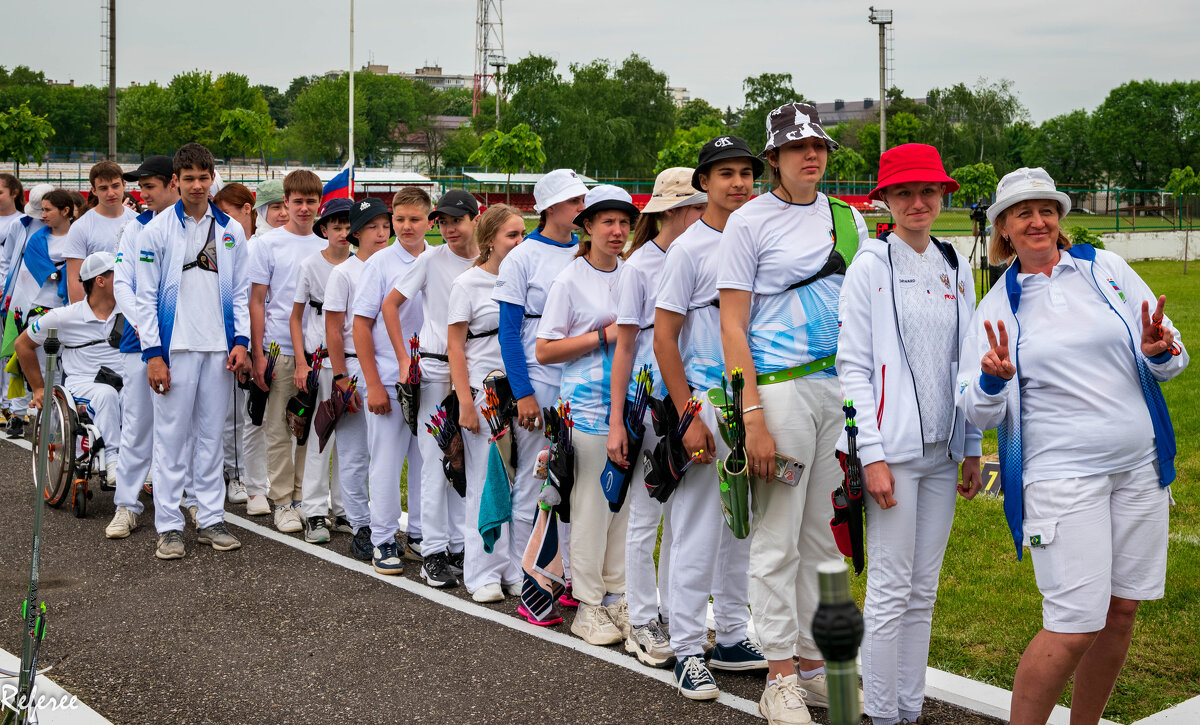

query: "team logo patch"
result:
(940, 272), (950, 289)
(1107, 278), (1125, 301)
(1029, 535), (1042, 546)
(713, 136), (733, 148)
(359, 201), (371, 211)
(30, 319), (40, 334)
(959, 380), (968, 393)
(138, 249), (155, 263)
(223, 232), (235, 249)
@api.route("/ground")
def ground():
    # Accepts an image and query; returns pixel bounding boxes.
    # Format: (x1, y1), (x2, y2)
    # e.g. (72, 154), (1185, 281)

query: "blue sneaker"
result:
(708, 639), (768, 671)
(674, 655), (719, 701)
(373, 540), (404, 575)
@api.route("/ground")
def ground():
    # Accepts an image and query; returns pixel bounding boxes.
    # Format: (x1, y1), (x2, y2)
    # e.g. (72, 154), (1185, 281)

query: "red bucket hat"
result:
(867, 143), (959, 201)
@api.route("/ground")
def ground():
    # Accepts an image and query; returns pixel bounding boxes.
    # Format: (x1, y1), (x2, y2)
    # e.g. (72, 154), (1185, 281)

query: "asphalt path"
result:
(0, 432), (1001, 724)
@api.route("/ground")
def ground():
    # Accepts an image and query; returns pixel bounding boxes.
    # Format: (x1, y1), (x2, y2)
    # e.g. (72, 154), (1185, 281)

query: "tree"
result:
(826, 147), (867, 193)
(441, 127), (481, 170)
(950, 162), (999, 208)
(925, 78), (1027, 170)
(288, 75), (359, 163)
(677, 98), (724, 130)
(656, 123), (724, 173)
(1165, 166), (1200, 273)
(0, 102), (54, 173)
(468, 123), (546, 203)
(735, 73), (803, 150)
(1024, 110), (1100, 189)
(1093, 80), (1200, 189)
(256, 84), (290, 128)
(219, 108), (275, 170)
(117, 83), (175, 155)
(168, 70), (223, 149)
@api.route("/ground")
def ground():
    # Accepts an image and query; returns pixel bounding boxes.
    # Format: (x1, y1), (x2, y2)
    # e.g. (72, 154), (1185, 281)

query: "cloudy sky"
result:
(7, 0), (1199, 122)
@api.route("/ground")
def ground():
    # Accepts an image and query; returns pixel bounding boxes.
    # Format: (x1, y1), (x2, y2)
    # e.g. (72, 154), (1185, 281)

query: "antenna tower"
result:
(101, 0), (116, 158)
(473, 0), (505, 118)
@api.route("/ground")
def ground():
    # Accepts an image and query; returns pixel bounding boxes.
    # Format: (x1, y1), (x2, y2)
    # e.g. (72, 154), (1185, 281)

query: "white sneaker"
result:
(502, 582), (522, 597)
(105, 507), (137, 539)
(570, 603), (623, 646)
(226, 478), (248, 503)
(605, 595), (630, 639)
(471, 583), (504, 603)
(105, 460), (118, 487)
(187, 505), (200, 529)
(759, 674), (812, 725)
(274, 505), (302, 533)
(246, 494), (271, 516)
(795, 672), (862, 711)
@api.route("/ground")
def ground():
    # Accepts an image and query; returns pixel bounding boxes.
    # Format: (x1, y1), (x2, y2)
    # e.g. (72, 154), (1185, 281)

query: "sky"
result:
(6, 0), (1199, 123)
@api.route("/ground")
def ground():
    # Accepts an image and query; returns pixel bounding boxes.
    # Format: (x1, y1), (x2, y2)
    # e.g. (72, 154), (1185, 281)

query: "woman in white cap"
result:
(836, 143), (983, 725)
(607, 167), (705, 666)
(493, 168), (588, 604)
(717, 102), (870, 724)
(535, 185), (638, 646)
(961, 168), (1186, 725)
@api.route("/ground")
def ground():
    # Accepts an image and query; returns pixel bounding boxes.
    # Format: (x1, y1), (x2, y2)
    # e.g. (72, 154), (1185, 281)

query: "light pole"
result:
(489, 53), (507, 127)
(868, 7), (893, 157)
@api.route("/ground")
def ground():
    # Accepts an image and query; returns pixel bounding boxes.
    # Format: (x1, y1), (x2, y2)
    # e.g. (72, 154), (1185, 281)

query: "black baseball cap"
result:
(692, 136), (764, 191)
(349, 197), (391, 239)
(123, 155), (174, 183)
(314, 197), (354, 239)
(429, 189), (480, 220)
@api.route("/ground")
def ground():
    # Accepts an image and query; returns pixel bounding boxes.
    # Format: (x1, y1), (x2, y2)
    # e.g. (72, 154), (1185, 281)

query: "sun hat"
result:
(429, 189), (480, 220)
(254, 179), (285, 218)
(692, 136), (764, 191)
(572, 185), (640, 228)
(868, 144), (960, 201)
(26, 183), (54, 213)
(313, 197), (354, 239)
(533, 169), (589, 214)
(762, 102), (838, 157)
(642, 168), (708, 214)
(348, 197), (391, 240)
(986, 167), (1072, 224)
(80, 251), (117, 281)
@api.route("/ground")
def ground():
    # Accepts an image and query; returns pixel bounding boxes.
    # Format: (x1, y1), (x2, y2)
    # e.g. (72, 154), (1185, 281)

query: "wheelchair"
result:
(33, 384), (113, 518)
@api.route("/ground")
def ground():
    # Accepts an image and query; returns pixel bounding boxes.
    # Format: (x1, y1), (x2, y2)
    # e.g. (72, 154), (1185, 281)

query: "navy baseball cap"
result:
(314, 197), (353, 239)
(429, 189), (480, 220)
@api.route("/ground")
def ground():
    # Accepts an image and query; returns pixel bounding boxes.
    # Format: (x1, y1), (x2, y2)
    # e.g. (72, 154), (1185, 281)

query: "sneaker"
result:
(404, 536), (423, 561)
(422, 551), (459, 588)
(105, 460), (118, 487)
(372, 541), (404, 575)
(6, 416), (25, 439)
(674, 655), (720, 701)
(187, 505), (200, 529)
(759, 674), (812, 725)
(502, 582), (522, 597)
(226, 478), (248, 503)
(472, 583), (503, 603)
(303, 516), (330, 544)
(447, 549), (464, 576)
(349, 527), (373, 561)
(105, 507), (138, 539)
(709, 639), (768, 672)
(154, 530), (186, 560)
(197, 522), (242, 551)
(329, 515), (353, 534)
(900, 718), (926, 725)
(794, 672), (861, 710)
(626, 620), (675, 668)
(570, 603), (623, 646)
(558, 585), (579, 609)
(605, 595), (631, 640)
(518, 602), (563, 627)
(274, 505), (302, 533)
(245, 494), (271, 516)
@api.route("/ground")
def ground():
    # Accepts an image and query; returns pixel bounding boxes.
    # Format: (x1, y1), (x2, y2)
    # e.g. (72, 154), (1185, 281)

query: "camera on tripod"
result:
(970, 197), (990, 225)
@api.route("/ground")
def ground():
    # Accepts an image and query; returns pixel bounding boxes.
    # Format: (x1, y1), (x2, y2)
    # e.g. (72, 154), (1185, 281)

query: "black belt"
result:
(421, 352), (449, 362)
(343, 353), (357, 359)
(708, 298), (720, 309)
(640, 323), (654, 331)
(523, 313), (541, 319)
(65, 338), (108, 349)
(309, 300), (323, 315)
(467, 328), (499, 339)
(181, 258), (217, 273)
(785, 249), (846, 292)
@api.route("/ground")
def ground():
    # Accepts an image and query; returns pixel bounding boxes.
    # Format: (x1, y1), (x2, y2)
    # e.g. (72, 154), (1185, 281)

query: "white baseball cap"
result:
(987, 167), (1072, 224)
(80, 251), (117, 281)
(533, 169), (589, 213)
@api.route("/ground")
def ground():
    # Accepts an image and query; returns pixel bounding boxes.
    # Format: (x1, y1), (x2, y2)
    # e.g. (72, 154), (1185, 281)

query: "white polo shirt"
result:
(248, 227), (326, 357)
(28, 299), (122, 384)
(394, 243), (476, 383)
(324, 255), (364, 356)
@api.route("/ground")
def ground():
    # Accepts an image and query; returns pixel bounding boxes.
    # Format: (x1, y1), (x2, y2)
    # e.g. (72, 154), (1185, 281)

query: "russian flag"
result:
(322, 161), (354, 205)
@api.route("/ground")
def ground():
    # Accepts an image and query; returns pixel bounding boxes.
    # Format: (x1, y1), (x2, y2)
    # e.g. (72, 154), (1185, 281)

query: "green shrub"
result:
(1067, 224), (1105, 249)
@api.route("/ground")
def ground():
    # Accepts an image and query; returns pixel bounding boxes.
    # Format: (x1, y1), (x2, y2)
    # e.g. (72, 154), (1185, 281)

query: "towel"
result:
(519, 506), (565, 623)
(478, 440), (512, 554)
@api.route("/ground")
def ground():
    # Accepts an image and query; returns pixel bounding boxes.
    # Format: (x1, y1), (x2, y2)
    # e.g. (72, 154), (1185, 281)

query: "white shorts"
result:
(1023, 461), (1169, 634)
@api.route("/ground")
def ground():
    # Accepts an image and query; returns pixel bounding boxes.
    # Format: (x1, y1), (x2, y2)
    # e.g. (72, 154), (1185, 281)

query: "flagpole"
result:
(348, 0), (355, 196)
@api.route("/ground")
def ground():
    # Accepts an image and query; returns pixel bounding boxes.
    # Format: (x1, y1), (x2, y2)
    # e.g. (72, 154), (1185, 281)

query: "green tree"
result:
(1024, 110), (1100, 188)
(950, 162), (999, 208)
(656, 123), (725, 173)
(1165, 166), (1200, 273)
(736, 73), (803, 150)
(440, 127), (481, 170)
(288, 75), (359, 163)
(677, 98), (724, 130)
(1093, 80), (1200, 189)
(468, 123), (546, 203)
(256, 84), (290, 128)
(0, 102), (55, 172)
(0, 66), (47, 87)
(168, 70), (222, 148)
(925, 78), (1027, 169)
(117, 83), (175, 155)
(826, 147), (867, 185)
(219, 108), (275, 169)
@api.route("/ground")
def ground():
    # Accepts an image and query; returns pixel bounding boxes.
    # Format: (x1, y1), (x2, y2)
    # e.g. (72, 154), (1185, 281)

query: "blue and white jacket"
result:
(113, 209), (154, 354)
(134, 200), (250, 366)
(959, 244), (1187, 558)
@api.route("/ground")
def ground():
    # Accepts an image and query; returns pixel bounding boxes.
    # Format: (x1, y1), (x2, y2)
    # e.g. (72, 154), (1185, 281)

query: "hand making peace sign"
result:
(981, 320), (1016, 380)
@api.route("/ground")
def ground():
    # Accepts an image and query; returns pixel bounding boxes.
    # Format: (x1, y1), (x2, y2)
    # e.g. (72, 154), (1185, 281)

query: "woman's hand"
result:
(606, 424), (628, 466)
(744, 412), (775, 480)
(459, 404), (480, 434)
(366, 383), (391, 415)
(516, 394), (541, 432)
(864, 460), (897, 509)
(681, 417), (715, 466)
(958, 456), (983, 500)
(1140, 295), (1178, 357)
(981, 320), (1016, 380)
(334, 377), (361, 413)
(293, 361), (310, 392)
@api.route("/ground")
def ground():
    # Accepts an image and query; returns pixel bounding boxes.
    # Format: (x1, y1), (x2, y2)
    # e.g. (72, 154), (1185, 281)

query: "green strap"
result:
(757, 354), (837, 386)
(829, 196), (859, 264)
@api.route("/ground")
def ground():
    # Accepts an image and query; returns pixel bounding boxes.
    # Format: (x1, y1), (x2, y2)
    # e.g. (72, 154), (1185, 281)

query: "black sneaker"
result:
(6, 417), (25, 439)
(447, 549), (464, 576)
(329, 515), (353, 534)
(349, 526), (373, 561)
(421, 551), (459, 588)
(303, 516), (330, 544)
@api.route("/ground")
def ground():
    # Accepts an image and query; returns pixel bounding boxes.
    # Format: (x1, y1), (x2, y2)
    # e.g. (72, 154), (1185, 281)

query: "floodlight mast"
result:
(473, 0), (506, 118)
(868, 7), (893, 157)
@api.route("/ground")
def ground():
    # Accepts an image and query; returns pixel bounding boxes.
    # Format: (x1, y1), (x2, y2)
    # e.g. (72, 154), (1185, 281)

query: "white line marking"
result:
(223, 513), (763, 718)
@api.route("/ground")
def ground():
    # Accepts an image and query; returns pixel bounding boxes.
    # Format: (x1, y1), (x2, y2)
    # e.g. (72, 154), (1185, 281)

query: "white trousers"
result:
(68, 376), (121, 465)
(238, 388), (269, 496)
(331, 357), (370, 531)
(861, 444), (958, 721)
(300, 366), (344, 519)
(511, 379), (569, 578)
(750, 375), (843, 661)
(461, 388), (522, 592)
(367, 384), (422, 547)
(417, 378), (465, 555)
(624, 418), (673, 627)
(115, 353), (151, 514)
(667, 400), (751, 657)
(567, 430), (630, 607)
(151, 352), (231, 533)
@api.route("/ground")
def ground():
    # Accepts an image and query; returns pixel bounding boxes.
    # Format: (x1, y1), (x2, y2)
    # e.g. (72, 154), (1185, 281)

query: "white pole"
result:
(348, 0), (355, 179)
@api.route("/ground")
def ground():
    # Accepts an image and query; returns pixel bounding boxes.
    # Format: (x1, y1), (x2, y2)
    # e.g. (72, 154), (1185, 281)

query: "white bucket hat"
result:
(533, 169), (589, 213)
(641, 167), (707, 214)
(572, 184), (639, 228)
(987, 167), (1072, 224)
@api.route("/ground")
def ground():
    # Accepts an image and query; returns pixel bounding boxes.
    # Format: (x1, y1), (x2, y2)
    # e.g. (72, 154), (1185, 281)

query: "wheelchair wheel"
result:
(32, 387), (75, 507)
(71, 476), (89, 518)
